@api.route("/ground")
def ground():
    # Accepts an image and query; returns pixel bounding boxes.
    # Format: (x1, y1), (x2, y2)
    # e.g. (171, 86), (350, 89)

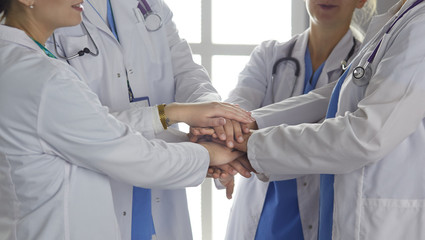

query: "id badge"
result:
(131, 96), (151, 107)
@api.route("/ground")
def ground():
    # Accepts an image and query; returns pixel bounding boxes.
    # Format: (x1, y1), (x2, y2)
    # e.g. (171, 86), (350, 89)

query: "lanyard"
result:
(104, 0), (135, 102)
(32, 39), (57, 59)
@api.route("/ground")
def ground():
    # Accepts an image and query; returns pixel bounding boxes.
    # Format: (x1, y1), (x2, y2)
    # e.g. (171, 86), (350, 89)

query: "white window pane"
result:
(212, 0), (292, 44)
(212, 183), (233, 240)
(192, 54), (202, 66)
(187, 186), (203, 240)
(165, 0), (202, 43)
(212, 175), (246, 240)
(212, 55), (250, 100)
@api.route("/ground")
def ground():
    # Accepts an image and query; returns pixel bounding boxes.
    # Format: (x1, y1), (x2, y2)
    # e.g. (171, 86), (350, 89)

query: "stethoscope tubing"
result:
(272, 36), (356, 79)
(354, 0), (424, 80)
(137, 0), (162, 31)
(137, 0), (153, 16)
(53, 22), (99, 60)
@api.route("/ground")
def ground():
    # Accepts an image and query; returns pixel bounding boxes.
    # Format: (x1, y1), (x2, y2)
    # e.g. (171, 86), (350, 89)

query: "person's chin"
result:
(66, 16), (83, 28)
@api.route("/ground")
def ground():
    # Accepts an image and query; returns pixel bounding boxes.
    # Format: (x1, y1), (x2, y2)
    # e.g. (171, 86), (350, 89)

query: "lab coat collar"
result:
(321, 30), (356, 74)
(363, 1), (404, 45)
(0, 25), (44, 55)
(292, 28), (356, 80)
(83, 0), (118, 42)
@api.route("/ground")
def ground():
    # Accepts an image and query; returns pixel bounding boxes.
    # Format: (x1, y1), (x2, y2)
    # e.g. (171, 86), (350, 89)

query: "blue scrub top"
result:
(255, 46), (325, 240)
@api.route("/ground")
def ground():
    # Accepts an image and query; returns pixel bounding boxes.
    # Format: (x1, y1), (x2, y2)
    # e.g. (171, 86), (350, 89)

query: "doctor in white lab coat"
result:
(0, 0), (251, 239)
(222, 0), (378, 239)
(232, 0), (425, 239)
(47, 0), (220, 239)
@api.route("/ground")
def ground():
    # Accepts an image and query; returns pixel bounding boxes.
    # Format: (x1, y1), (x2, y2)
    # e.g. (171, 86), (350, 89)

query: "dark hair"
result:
(0, 0), (12, 20)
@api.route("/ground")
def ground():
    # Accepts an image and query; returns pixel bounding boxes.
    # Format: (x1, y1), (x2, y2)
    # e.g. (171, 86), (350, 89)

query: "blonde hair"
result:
(351, 0), (378, 40)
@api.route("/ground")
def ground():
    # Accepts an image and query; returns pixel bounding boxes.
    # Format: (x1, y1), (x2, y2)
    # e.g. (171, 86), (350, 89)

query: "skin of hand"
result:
(206, 168), (235, 200)
(189, 120), (258, 148)
(215, 155), (254, 178)
(210, 155), (255, 200)
(208, 155), (254, 199)
(212, 131), (253, 153)
(219, 174), (235, 200)
(212, 119), (248, 148)
(199, 141), (245, 167)
(164, 102), (255, 127)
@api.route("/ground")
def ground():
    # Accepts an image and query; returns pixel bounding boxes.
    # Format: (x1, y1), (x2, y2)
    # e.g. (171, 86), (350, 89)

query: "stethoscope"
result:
(352, 0), (423, 86)
(52, 22), (99, 60)
(272, 36), (357, 79)
(137, 0), (162, 32)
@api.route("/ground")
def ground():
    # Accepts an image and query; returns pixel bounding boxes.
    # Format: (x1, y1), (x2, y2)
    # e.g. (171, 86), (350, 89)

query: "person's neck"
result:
(308, 24), (349, 71)
(5, 15), (52, 45)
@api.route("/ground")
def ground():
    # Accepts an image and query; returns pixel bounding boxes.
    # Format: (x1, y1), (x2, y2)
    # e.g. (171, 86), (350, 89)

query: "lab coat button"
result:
(309, 225), (313, 229)
(155, 197), (160, 203)
(117, 73), (121, 78)
(123, 211), (127, 216)
(303, 182), (308, 186)
(128, 69), (133, 74)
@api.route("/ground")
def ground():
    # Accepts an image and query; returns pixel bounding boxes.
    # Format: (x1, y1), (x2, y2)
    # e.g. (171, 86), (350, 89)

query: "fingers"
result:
(217, 163), (237, 176)
(206, 117), (227, 127)
(210, 102), (255, 124)
(236, 155), (256, 174)
(214, 126), (227, 141)
(214, 120), (244, 148)
(232, 132), (253, 152)
(232, 120), (244, 143)
(228, 158), (252, 178)
(225, 178), (235, 199)
(188, 132), (199, 143)
(224, 121), (235, 148)
(241, 123), (251, 134)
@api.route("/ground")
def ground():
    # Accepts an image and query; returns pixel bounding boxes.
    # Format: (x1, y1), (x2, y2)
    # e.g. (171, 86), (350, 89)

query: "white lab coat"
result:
(225, 29), (361, 240)
(248, 1), (425, 239)
(0, 25), (209, 240)
(48, 0), (221, 239)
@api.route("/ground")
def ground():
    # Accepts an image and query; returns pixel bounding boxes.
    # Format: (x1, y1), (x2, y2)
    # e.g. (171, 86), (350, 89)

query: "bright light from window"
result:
(165, 0), (201, 43)
(212, 55), (251, 100)
(212, 0), (291, 44)
(161, 1), (292, 239)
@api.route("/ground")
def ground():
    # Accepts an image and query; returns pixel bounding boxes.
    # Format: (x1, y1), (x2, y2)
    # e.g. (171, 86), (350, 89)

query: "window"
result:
(166, 0), (308, 239)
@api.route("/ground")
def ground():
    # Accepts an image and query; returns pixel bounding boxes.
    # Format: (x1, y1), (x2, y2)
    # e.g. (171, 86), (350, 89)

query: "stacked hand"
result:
(188, 114), (259, 199)
(162, 101), (255, 177)
(164, 102), (255, 128)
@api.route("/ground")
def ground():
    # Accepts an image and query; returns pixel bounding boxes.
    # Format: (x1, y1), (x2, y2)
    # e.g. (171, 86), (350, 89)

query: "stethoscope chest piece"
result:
(145, 13), (162, 32)
(352, 65), (372, 86)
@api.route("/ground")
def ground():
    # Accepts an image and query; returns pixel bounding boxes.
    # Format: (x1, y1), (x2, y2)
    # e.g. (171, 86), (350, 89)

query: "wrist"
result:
(163, 102), (181, 126)
(199, 142), (213, 161)
(157, 104), (171, 129)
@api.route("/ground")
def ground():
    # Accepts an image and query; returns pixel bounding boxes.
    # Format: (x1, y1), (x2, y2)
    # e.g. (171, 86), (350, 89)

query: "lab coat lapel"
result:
(110, 0), (139, 41)
(289, 30), (309, 96)
(362, 1), (403, 46)
(322, 30), (355, 86)
(83, 1), (118, 42)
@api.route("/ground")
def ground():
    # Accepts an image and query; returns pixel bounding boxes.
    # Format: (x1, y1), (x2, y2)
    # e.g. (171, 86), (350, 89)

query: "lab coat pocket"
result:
(56, 34), (98, 86)
(133, 8), (170, 65)
(360, 198), (425, 240)
(56, 34), (91, 59)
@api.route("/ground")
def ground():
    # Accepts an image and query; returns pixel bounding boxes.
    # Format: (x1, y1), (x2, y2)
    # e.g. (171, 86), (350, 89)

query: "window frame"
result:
(184, 1), (308, 239)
